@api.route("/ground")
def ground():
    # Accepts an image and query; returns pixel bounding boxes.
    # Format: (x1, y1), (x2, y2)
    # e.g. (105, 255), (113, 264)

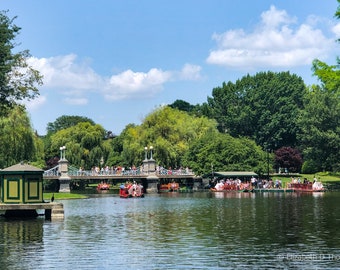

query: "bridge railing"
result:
(158, 168), (194, 175)
(44, 167), (195, 177)
(43, 165), (59, 177)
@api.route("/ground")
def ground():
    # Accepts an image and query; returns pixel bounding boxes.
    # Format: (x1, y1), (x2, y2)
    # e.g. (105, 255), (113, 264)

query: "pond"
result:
(1, 191), (340, 269)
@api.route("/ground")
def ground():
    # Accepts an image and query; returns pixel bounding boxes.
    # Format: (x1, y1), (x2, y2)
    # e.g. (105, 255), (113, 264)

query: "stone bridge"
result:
(43, 157), (201, 193)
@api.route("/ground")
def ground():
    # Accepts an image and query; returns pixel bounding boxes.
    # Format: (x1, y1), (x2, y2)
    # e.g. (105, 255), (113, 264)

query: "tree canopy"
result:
(111, 106), (218, 169)
(48, 122), (109, 169)
(0, 11), (42, 114)
(182, 131), (269, 175)
(202, 71), (306, 151)
(0, 106), (41, 167)
(46, 115), (96, 134)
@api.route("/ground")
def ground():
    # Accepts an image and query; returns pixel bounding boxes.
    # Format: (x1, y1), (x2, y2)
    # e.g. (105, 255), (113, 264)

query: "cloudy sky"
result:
(2, 0), (340, 135)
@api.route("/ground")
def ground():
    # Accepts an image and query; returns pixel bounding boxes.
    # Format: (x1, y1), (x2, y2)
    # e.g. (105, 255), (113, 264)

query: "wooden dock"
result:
(0, 202), (64, 220)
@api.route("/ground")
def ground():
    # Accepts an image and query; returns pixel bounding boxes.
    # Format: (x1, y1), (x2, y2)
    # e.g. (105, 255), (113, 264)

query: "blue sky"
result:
(2, 0), (340, 135)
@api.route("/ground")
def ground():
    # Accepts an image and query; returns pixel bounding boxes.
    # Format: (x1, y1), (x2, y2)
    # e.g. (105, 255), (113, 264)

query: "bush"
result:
(301, 160), (318, 174)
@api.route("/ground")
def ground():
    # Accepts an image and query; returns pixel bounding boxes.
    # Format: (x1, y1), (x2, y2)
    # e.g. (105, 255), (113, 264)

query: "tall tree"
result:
(182, 131), (269, 175)
(203, 71), (306, 150)
(297, 84), (340, 172)
(48, 122), (108, 169)
(46, 115), (95, 134)
(115, 106), (217, 169)
(0, 106), (37, 167)
(0, 11), (42, 114)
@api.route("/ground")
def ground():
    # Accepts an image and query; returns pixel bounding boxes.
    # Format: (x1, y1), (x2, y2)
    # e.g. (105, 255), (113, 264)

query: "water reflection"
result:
(1, 192), (340, 269)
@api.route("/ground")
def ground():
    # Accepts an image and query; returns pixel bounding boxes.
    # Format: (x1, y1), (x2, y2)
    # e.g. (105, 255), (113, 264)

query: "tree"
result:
(182, 131), (269, 175)
(0, 105), (38, 167)
(297, 85), (340, 172)
(114, 106), (217, 169)
(169, 99), (196, 112)
(296, 3), (340, 173)
(48, 122), (108, 169)
(0, 11), (42, 114)
(203, 71), (306, 150)
(274, 147), (303, 173)
(46, 115), (95, 134)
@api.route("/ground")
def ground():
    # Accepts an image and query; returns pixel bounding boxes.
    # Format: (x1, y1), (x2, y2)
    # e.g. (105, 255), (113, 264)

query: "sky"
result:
(1, 0), (340, 135)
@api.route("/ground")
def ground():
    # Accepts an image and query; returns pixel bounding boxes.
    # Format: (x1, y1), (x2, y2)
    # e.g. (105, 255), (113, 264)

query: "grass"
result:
(43, 192), (88, 201)
(271, 173), (340, 188)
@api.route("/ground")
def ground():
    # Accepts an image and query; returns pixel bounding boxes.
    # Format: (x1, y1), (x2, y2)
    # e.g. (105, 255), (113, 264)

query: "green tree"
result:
(46, 115), (95, 134)
(203, 71), (306, 150)
(297, 85), (340, 172)
(297, 3), (340, 173)
(0, 106), (38, 167)
(48, 122), (108, 169)
(182, 131), (268, 175)
(169, 99), (196, 112)
(115, 106), (217, 169)
(0, 11), (42, 114)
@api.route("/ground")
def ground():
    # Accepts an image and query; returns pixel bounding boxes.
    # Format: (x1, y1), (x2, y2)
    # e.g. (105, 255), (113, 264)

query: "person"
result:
(251, 176), (257, 188)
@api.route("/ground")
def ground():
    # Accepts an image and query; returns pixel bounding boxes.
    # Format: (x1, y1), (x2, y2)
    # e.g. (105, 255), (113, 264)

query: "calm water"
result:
(1, 191), (340, 269)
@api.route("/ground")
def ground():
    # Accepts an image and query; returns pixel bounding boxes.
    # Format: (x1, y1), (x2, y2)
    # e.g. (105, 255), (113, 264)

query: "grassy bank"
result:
(271, 173), (340, 188)
(43, 192), (88, 201)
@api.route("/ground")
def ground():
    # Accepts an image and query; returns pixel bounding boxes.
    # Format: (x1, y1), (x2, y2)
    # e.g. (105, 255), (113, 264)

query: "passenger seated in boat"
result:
(214, 181), (224, 191)
(127, 181), (143, 196)
(312, 181), (323, 191)
(170, 180), (179, 191)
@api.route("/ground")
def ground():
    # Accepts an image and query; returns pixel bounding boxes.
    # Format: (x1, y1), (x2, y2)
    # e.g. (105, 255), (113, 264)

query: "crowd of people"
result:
(75, 165), (193, 176)
(211, 176), (284, 191)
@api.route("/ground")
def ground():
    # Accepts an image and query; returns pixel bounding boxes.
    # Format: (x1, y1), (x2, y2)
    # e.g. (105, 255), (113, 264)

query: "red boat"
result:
(97, 183), (110, 190)
(288, 181), (324, 192)
(158, 181), (180, 193)
(119, 182), (144, 198)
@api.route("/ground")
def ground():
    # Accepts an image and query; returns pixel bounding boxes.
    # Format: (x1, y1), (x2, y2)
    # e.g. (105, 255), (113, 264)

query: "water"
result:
(1, 191), (340, 269)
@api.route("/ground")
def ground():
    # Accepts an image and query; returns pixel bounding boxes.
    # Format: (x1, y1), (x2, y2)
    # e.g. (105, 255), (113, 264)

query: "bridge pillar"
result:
(146, 174), (159, 193)
(58, 158), (71, 192)
(143, 156), (158, 193)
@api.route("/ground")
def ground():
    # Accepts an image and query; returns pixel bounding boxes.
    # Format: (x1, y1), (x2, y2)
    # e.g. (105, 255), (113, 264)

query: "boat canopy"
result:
(205, 171), (258, 181)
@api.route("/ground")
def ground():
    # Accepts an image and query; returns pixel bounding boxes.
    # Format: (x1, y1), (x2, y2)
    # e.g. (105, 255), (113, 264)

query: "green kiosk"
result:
(0, 163), (64, 219)
(0, 163), (44, 204)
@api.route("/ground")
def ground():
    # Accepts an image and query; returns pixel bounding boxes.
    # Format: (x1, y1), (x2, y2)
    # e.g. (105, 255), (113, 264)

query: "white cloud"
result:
(332, 22), (340, 38)
(104, 68), (172, 100)
(28, 54), (104, 90)
(28, 55), (199, 104)
(64, 97), (88, 105)
(207, 5), (335, 69)
(179, 64), (202, 80)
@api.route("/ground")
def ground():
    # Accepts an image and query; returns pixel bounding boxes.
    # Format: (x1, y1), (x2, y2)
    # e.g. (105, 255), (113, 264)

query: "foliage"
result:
(182, 131), (269, 175)
(48, 122), (108, 169)
(274, 147), (303, 173)
(46, 115), (95, 135)
(202, 71), (306, 150)
(0, 106), (39, 167)
(169, 99), (196, 113)
(297, 84), (340, 172)
(0, 11), (42, 115)
(113, 106), (218, 169)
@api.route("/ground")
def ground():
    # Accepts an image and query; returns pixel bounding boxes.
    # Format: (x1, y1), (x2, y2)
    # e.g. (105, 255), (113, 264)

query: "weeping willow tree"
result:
(48, 122), (109, 169)
(114, 106), (218, 169)
(0, 106), (40, 167)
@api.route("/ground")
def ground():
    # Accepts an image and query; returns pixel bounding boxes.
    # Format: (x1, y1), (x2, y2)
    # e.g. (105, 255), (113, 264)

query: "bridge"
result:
(43, 157), (202, 193)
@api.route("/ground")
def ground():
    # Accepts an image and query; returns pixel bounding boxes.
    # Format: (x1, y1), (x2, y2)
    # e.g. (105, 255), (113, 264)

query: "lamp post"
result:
(144, 147), (148, 160)
(143, 145), (155, 174)
(59, 146), (66, 160)
(149, 146), (153, 160)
